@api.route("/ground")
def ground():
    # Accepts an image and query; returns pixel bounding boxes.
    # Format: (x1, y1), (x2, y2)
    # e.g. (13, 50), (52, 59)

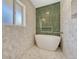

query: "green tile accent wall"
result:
(36, 2), (60, 36)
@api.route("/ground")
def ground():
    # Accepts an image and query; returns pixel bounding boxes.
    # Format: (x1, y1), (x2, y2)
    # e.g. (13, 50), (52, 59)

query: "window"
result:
(2, 0), (26, 26)
(2, 0), (13, 25)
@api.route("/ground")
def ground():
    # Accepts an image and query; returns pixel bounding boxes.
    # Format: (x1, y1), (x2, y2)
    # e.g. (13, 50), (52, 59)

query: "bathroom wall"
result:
(36, 2), (60, 36)
(2, 0), (36, 59)
(61, 0), (77, 59)
(71, 0), (77, 15)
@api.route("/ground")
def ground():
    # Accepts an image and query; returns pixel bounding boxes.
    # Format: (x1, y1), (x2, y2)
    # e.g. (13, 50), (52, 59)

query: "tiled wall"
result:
(2, 0), (36, 59)
(36, 2), (60, 36)
(60, 0), (77, 59)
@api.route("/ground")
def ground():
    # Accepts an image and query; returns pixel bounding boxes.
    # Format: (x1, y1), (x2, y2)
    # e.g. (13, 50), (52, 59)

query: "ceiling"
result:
(30, 0), (60, 8)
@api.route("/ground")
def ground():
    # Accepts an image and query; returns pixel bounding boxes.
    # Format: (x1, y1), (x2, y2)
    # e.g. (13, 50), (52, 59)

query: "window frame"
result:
(14, 0), (26, 26)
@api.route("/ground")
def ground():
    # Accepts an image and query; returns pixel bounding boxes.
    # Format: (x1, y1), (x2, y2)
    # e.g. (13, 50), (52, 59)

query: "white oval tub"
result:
(35, 34), (61, 51)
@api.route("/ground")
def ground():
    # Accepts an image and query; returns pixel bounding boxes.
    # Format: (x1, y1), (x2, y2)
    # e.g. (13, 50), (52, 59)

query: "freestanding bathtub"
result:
(35, 34), (61, 51)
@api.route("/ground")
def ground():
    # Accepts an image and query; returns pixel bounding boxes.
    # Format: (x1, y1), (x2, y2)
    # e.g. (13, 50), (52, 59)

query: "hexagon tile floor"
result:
(22, 45), (66, 59)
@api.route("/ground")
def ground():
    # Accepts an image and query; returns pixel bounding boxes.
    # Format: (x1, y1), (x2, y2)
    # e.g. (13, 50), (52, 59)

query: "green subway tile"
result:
(36, 2), (60, 36)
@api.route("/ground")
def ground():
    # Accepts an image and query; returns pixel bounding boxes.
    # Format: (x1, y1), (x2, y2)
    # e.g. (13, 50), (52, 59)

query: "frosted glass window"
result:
(15, 3), (23, 25)
(2, 0), (13, 25)
(2, 0), (26, 26)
